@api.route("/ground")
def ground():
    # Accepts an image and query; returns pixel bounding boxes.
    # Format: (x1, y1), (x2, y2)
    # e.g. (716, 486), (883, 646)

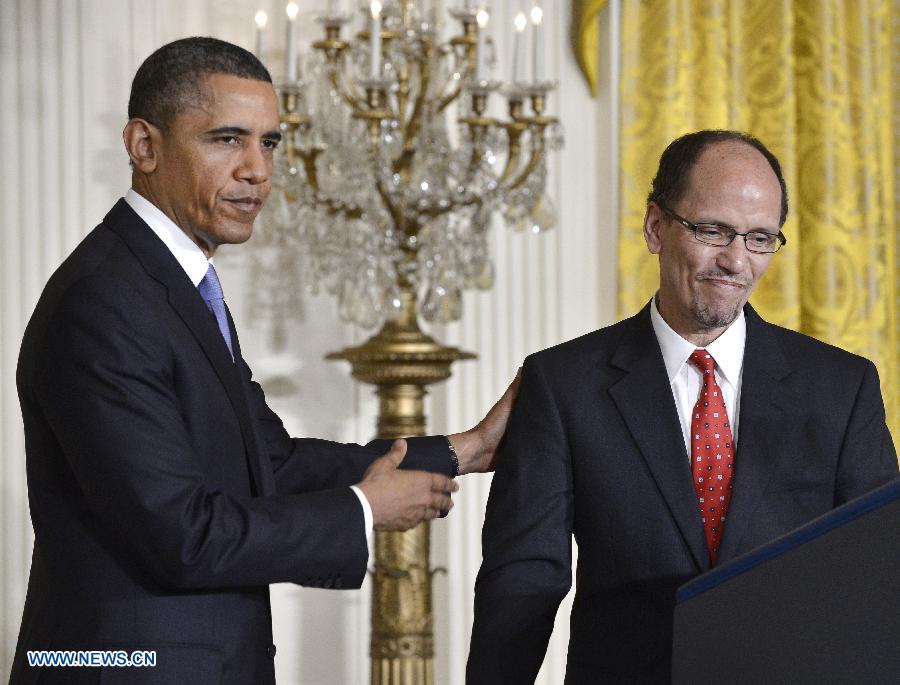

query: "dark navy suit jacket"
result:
(467, 303), (897, 683)
(12, 199), (453, 684)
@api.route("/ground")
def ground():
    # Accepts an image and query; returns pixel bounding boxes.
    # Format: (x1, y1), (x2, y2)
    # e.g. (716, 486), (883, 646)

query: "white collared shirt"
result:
(123, 189), (374, 558)
(649, 295), (745, 458)
(125, 188), (210, 287)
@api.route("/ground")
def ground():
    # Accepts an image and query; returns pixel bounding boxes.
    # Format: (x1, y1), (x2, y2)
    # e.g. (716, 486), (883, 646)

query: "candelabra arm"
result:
(458, 123), (490, 191)
(393, 54), (433, 178)
(498, 122), (527, 185)
(439, 29), (477, 113)
(436, 76), (467, 113)
(457, 90), (497, 190)
(410, 46), (435, 141)
(296, 147), (322, 194)
(328, 62), (365, 111)
(376, 177), (402, 231)
(282, 126), (299, 169)
(433, 61), (465, 114)
(396, 65), (411, 135)
(506, 121), (552, 190)
(507, 144), (544, 190)
(435, 58), (477, 113)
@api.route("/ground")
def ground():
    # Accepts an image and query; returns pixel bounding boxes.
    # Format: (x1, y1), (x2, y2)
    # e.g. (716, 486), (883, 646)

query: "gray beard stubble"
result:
(691, 296), (743, 331)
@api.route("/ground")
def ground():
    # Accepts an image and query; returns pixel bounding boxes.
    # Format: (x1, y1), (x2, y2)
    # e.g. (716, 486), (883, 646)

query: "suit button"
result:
(267, 644), (277, 658)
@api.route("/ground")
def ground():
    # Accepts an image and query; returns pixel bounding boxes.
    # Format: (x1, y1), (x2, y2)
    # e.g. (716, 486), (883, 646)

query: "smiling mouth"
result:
(700, 277), (749, 290)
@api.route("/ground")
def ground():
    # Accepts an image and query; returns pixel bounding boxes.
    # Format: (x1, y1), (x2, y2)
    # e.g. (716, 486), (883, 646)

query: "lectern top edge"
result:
(677, 476), (900, 604)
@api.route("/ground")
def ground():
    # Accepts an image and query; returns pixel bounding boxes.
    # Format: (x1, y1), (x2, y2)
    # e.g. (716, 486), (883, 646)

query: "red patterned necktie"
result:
(688, 349), (735, 566)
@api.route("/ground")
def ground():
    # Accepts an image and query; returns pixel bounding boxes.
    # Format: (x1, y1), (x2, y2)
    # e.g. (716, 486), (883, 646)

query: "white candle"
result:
(512, 11), (527, 83)
(254, 10), (268, 60)
(530, 3), (544, 82)
(475, 9), (489, 81)
(369, 1), (382, 78)
(285, 2), (299, 82)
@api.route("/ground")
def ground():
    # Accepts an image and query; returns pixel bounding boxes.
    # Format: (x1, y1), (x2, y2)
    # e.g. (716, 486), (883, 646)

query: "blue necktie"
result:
(197, 263), (234, 359)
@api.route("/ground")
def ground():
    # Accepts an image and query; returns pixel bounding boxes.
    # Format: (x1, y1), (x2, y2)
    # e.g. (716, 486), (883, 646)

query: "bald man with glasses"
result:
(467, 129), (897, 683)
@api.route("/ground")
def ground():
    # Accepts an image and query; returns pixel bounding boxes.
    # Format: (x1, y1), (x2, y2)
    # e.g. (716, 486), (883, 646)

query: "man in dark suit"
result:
(467, 130), (898, 683)
(11, 37), (515, 684)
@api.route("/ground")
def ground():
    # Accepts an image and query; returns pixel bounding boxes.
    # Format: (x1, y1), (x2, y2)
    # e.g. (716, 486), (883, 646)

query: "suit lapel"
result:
(608, 306), (709, 571)
(104, 199), (272, 496)
(717, 305), (794, 561)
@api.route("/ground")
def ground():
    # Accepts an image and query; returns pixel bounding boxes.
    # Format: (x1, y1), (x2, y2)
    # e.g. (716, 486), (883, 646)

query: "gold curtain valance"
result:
(573, 0), (609, 96)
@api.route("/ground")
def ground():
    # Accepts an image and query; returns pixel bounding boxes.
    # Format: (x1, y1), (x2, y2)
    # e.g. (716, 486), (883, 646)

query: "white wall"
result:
(0, 1), (618, 682)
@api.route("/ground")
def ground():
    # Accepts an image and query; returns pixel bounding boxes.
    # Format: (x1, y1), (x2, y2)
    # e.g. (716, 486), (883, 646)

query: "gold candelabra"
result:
(255, 2), (561, 682)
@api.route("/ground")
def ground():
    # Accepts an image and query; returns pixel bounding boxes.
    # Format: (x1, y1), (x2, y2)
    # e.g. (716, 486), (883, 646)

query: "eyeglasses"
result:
(658, 203), (786, 254)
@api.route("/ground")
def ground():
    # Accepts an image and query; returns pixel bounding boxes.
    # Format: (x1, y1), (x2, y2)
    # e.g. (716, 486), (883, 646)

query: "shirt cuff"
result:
(350, 485), (374, 563)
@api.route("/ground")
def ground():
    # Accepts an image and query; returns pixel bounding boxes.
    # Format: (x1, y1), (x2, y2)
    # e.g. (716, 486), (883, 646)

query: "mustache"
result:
(696, 271), (752, 287)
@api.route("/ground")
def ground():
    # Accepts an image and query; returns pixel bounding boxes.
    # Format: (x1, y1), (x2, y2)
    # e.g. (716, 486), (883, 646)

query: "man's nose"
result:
(715, 236), (747, 273)
(238, 143), (270, 184)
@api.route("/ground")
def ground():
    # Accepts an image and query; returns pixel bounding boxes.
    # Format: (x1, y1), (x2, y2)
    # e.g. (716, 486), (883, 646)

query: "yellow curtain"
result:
(616, 0), (898, 439)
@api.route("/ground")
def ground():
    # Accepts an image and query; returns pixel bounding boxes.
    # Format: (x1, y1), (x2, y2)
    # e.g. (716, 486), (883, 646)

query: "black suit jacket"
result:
(467, 303), (897, 683)
(11, 199), (453, 684)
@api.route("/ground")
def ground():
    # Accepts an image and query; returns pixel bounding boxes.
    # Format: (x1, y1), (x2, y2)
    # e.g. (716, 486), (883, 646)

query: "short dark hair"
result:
(128, 37), (272, 131)
(647, 130), (789, 227)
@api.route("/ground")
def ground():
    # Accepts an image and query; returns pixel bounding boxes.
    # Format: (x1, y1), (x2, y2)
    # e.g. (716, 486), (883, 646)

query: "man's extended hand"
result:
(357, 439), (459, 531)
(448, 368), (522, 475)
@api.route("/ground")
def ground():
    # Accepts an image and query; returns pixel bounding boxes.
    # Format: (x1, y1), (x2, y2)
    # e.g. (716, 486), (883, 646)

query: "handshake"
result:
(356, 370), (520, 531)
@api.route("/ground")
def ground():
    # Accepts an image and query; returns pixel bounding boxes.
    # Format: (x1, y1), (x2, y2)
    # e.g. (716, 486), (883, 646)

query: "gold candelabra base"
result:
(327, 292), (474, 685)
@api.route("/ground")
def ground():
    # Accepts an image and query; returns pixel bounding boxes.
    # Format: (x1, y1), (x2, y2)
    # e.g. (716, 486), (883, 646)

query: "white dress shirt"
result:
(124, 189), (374, 558)
(649, 294), (746, 458)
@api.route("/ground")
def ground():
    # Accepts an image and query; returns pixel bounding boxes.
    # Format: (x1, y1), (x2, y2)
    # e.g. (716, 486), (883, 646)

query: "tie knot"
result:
(198, 263), (224, 303)
(688, 349), (717, 375)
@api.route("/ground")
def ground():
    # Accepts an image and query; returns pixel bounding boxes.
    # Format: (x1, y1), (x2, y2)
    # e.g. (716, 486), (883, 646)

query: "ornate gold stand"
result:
(328, 291), (474, 685)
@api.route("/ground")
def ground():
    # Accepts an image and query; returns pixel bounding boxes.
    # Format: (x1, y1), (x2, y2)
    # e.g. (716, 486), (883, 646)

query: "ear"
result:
(643, 202), (665, 255)
(122, 118), (161, 173)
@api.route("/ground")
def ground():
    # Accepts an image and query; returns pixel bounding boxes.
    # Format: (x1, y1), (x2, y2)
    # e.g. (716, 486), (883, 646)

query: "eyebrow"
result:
(205, 126), (283, 142)
(696, 218), (778, 235)
(694, 217), (736, 229)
